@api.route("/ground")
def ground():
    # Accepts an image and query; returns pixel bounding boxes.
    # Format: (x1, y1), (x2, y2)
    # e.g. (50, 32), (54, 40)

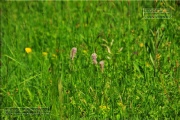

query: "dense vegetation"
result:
(1, 1), (180, 119)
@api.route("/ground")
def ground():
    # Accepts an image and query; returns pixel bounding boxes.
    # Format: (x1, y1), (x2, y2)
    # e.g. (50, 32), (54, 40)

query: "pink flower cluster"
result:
(70, 47), (77, 60)
(91, 53), (104, 73)
(91, 53), (97, 64)
(70, 47), (104, 73)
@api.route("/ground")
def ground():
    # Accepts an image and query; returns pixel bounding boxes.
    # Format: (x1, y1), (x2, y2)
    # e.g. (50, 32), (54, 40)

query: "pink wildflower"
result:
(70, 47), (77, 60)
(92, 53), (97, 64)
(99, 61), (104, 72)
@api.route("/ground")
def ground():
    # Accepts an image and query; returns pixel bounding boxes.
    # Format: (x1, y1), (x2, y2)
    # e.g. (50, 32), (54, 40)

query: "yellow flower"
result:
(117, 102), (126, 110)
(83, 50), (87, 54)
(165, 42), (171, 47)
(52, 54), (57, 59)
(42, 52), (48, 56)
(99, 105), (110, 111)
(163, 9), (167, 13)
(156, 54), (161, 60)
(25, 47), (32, 53)
(176, 60), (179, 68)
(146, 62), (150, 68)
(139, 43), (144, 47)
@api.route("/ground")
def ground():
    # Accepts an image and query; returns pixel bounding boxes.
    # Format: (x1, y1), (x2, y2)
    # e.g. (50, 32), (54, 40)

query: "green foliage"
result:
(1, 1), (180, 119)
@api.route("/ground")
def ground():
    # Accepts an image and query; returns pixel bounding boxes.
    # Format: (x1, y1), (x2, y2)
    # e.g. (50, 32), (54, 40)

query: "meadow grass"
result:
(0, 1), (180, 119)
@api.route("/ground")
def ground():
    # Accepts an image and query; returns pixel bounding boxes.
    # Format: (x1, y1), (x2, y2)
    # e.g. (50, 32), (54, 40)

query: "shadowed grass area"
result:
(0, 1), (180, 119)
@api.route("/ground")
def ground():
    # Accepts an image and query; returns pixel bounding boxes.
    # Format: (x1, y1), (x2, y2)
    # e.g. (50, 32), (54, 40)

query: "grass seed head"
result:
(70, 47), (77, 60)
(110, 39), (114, 46)
(118, 47), (123, 52)
(102, 44), (111, 54)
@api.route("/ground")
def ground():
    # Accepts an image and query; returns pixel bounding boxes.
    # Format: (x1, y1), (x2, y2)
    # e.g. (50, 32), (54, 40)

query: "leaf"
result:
(145, 42), (151, 54)
(26, 88), (33, 102)
(150, 53), (154, 67)
(133, 62), (141, 74)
